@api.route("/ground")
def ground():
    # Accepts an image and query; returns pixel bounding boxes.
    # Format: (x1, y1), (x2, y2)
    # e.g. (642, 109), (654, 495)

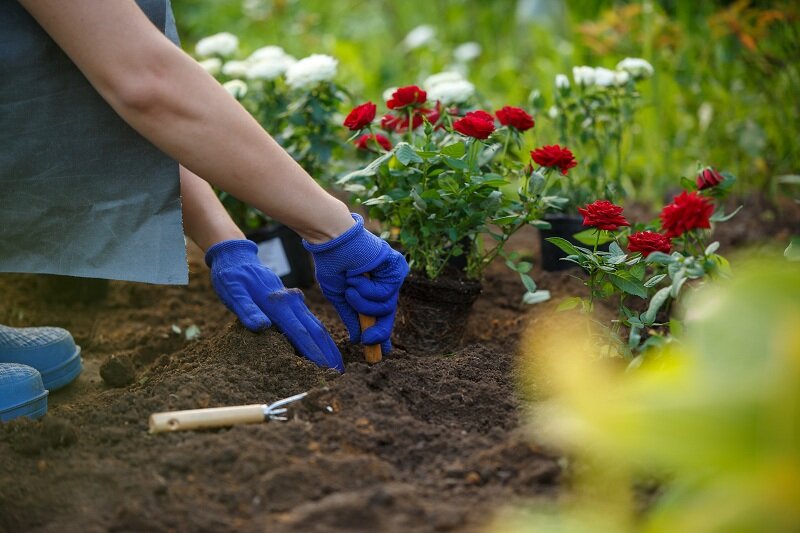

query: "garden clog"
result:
(0, 325), (82, 391)
(0, 363), (48, 422)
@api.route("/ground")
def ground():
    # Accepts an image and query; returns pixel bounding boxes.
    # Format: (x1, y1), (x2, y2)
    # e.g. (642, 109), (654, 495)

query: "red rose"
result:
(696, 167), (724, 190)
(453, 110), (495, 139)
(355, 133), (392, 152)
(495, 106), (535, 132)
(386, 85), (427, 109)
(660, 191), (714, 239)
(530, 144), (577, 175)
(380, 112), (424, 132)
(578, 200), (630, 231)
(627, 231), (672, 257)
(343, 102), (376, 131)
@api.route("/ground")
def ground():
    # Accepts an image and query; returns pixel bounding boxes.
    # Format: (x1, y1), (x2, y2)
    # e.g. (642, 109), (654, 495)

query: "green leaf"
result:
(644, 273), (667, 287)
(710, 204), (743, 222)
(641, 286), (671, 325)
(609, 241), (624, 257)
(704, 241), (720, 256)
(556, 296), (582, 312)
(530, 220), (552, 230)
(441, 141), (466, 158)
(609, 272), (648, 298)
(516, 262), (534, 274)
(670, 269), (687, 298)
(646, 251), (675, 265)
(337, 150), (394, 182)
(520, 273), (537, 292)
(493, 215), (520, 226)
(630, 262), (646, 281)
(680, 176), (697, 191)
(395, 143), (423, 166)
(572, 229), (614, 246)
(522, 290), (551, 305)
(545, 237), (581, 257)
(444, 156), (469, 170)
(362, 194), (393, 206)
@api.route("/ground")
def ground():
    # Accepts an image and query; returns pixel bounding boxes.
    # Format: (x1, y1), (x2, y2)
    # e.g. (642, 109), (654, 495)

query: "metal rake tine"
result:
(267, 392), (308, 410)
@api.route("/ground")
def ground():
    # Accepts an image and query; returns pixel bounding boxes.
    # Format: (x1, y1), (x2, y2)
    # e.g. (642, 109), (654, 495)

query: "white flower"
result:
(222, 79), (248, 99)
(422, 71), (464, 90)
(616, 57), (654, 79)
(614, 69), (631, 86)
(221, 60), (249, 78)
(247, 45), (289, 63)
(403, 25), (435, 50)
(285, 54), (338, 89)
(382, 87), (399, 103)
(548, 105), (559, 119)
(427, 80), (475, 105)
(593, 67), (617, 87)
(453, 42), (482, 63)
(572, 66), (595, 86)
(197, 58), (222, 76)
(555, 73), (570, 90)
(246, 58), (292, 80)
(195, 32), (239, 58)
(698, 102), (714, 131)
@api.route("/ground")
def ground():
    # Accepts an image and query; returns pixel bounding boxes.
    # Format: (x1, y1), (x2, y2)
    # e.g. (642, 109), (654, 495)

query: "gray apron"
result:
(0, 0), (187, 284)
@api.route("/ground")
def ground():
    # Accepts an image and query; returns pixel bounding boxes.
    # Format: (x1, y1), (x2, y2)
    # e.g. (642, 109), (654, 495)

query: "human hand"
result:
(303, 214), (409, 354)
(205, 240), (343, 372)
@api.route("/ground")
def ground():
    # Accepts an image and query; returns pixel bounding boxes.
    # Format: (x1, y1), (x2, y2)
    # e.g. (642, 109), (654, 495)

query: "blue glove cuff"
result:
(302, 214), (387, 276)
(205, 239), (259, 269)
(301, 213), (364, 253)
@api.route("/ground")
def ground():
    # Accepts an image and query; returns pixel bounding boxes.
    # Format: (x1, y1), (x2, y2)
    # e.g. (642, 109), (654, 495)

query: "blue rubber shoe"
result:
(0, 363), (48, 422)
(0, 325), (82, 391)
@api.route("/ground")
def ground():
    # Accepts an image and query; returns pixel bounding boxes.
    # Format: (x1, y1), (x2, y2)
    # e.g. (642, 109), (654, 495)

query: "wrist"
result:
(204, 239), (258, 268)
(295, 199), (355, 244)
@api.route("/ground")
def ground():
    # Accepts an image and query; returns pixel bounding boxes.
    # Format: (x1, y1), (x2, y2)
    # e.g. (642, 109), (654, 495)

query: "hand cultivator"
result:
(148, 392), (308, 433)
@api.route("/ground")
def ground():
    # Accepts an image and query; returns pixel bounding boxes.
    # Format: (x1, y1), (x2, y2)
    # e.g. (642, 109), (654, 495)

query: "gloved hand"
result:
(206, 239), (343, 372)
(303, 214), (409, 354)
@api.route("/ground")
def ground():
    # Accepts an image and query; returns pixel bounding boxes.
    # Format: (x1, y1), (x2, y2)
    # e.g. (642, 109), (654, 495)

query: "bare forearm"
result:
(20, 0), (353, 243)
(180, 166), (244, 252)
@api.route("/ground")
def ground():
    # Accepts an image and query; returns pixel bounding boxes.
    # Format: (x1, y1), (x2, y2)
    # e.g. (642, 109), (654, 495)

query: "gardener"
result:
(0, 0), (408, 421)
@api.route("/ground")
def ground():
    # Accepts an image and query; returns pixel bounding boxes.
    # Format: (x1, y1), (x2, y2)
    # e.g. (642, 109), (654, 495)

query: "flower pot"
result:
(245, 223), (315, 289)
(394, 272), (482, 355)
(538, 214), (609, 272)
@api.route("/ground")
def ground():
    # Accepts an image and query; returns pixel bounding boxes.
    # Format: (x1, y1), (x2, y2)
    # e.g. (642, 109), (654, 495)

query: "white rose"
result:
(572, 65), (595, 86)
(427, 80), (475, 105)
(246, 57), (293, 80)
(593, 67), (617, 87)
(555, 73), (570, 90)
(616, 57), (654, 79)
(548, 105), (559, 119)
(222, 79), (248, 99)
(614, 70), (631, 86)
(453, 42), (482, 63)
(422, 71), (464, 91)
(197, 58), (222, 76)
(195, 32), (239, 58)
(285, 54), (338, 89)
(221, 60), (249, 78)
(247, 45), (288, 63)
(403, 25), (436, 50)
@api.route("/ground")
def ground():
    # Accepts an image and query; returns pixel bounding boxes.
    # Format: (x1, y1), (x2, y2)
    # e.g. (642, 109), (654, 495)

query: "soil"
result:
(0, 196), (796, 532)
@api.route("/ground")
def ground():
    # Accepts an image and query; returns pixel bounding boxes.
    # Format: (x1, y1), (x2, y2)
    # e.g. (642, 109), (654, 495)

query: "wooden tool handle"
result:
(149, 404), (265, 433)
(359, 273), (382, 364)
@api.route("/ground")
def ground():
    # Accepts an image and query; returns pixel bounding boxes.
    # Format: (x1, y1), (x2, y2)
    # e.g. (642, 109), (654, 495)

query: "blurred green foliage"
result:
(171, 0), (800, 203)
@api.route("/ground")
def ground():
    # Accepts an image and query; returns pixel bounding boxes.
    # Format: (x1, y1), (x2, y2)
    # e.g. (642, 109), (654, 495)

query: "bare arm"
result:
(180, 165), (244, 252)
(19, 0), (353, 244)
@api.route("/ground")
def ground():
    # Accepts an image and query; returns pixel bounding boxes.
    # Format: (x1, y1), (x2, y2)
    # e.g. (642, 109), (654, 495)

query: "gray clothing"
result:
(0, 0), (187, 284)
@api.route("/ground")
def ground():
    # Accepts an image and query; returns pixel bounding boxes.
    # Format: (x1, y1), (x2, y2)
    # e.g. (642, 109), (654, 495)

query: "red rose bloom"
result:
(530, 144), (577, 175)
(495, 106), (535, 132)
(343, 102), (376, 130)
(453, 110), (495, 139)
(386, 85), (427, 109)
(627, 231), (672, 257)
(578, 200), (630, 231)
(380, 112), (424, 132)
(355, 133), (392, 152)
(696, 167), (724, 190)
(660, 191), (714, 239)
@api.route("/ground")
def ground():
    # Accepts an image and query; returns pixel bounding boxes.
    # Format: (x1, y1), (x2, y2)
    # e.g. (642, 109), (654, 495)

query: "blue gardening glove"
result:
(205, 239), (344, 372)
(303, 214), (409, 354)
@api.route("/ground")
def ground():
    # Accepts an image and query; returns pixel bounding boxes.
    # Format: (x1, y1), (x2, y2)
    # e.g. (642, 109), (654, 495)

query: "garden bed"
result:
(0, 200), (795, 532)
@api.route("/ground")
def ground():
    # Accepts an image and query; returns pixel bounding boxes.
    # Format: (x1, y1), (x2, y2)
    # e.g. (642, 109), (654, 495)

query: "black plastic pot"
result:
(538, 214), (608, 272)
(245, 223), (315, 288)
(394, 272), (482, 355)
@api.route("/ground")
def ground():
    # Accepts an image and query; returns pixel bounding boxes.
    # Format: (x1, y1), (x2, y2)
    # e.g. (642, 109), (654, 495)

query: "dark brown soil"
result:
(0, 196), (795, 532)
